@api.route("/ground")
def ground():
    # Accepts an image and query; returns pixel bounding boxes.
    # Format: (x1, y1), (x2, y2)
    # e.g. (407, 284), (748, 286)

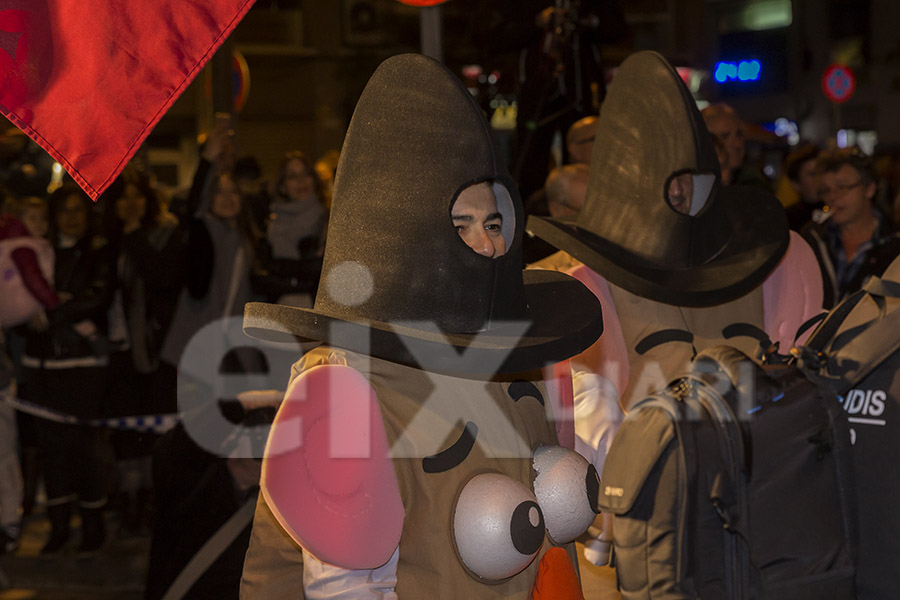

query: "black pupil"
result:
(510, 500), (544, 556)
(586, 464), (601, 514)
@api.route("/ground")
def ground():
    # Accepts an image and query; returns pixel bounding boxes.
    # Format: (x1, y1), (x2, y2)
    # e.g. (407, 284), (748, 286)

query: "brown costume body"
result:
(607, 282), (765, 410)
(241, 348), (579, 598)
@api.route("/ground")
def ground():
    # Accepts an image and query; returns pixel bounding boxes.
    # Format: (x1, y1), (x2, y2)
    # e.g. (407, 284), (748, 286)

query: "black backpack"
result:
(793, 261), (900, 599)
(597, 344), (858, 600)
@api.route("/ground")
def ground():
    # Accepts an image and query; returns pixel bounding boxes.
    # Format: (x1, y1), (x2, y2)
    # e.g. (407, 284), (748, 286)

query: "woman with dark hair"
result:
(270, 151), (326, 252)
(159, 123), (261, 385)
(148, 119), (269, 600)
(253, 150), (327, 306)
(102, 167), (182, 373)
(21, 183), (114, 554)
(100, 165), (182, 533)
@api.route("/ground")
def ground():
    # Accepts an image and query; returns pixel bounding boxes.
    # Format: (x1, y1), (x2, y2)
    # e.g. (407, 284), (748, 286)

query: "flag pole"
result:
(211, 38), (235, 120)
(420, 5), (443, 63)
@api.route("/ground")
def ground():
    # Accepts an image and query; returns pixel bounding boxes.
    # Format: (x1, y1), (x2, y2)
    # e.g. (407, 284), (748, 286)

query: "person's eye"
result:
(485, 222), (502, 233)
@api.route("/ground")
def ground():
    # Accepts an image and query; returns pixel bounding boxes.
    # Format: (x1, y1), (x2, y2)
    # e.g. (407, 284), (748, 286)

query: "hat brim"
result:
(527, 185), (790, 307)
(243, 269), (603, 376)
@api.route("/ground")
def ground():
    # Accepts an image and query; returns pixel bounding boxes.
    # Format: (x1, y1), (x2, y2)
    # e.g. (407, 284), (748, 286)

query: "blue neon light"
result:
(714, 60), (761, 83)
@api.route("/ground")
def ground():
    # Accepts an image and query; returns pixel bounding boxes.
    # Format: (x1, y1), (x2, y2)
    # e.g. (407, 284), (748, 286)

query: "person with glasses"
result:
(801, 146), (900, 308)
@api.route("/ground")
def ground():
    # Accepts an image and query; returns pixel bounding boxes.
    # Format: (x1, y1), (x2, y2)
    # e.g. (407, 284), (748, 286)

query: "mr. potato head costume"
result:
(239, 54), (606, 599)
(527, 52), (824, 539)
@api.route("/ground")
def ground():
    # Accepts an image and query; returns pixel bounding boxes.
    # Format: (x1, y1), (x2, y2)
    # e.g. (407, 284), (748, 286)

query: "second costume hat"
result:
(244, 54), (603, 375)
(527, 51), (790, 307)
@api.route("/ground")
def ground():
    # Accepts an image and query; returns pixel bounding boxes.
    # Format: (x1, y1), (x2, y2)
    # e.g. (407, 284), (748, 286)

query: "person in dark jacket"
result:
(801, 146), (900, 308)
(783, 143), (823, 231)
(100, 165), (183, 533)
(147, 119), (267, 599)
(21, 183), (115, 554)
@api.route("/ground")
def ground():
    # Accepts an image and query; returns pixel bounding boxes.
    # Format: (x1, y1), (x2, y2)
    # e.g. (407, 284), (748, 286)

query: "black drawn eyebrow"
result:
(422, 421), (478, 474)
(635, 329), (694, 355)
(508, 380), (545, 406)
(722, 322), (769, 344)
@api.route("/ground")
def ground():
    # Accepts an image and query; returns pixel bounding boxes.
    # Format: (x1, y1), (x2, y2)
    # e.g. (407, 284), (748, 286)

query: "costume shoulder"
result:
(261, 363), (404, 570)
(762, 230), (824, 346)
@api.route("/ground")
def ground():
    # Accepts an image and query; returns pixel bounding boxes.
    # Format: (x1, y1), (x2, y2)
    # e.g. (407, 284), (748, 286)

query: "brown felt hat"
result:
(244, 54), (603, 375)
(527, 51), (789, 307)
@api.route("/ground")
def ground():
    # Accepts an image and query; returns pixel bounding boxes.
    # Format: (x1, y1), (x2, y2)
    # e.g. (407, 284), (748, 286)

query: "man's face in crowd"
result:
(567, 118), (597, 165)
(452, 182), (506, 258)
(795, 159), (820, 205)
(553, 177), (587, 218)
(706, 114), (745, 170)
(819, 163), (875, 227)
(21, 205), (48, 238)
(57, 194), (88, 239)
(115, 183), (147, 225)
(282, 158), (316, 203)
(666, 172), (694, 215)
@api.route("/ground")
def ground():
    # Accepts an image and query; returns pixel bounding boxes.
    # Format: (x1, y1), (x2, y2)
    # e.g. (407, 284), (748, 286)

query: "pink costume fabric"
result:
(0, 214), (57, 327)
(262, 364), (404, 570)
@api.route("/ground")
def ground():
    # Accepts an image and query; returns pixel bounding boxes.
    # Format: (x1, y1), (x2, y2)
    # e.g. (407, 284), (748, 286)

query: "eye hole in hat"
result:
(664, 170), (715, 217)
(451, 180), (514, 259)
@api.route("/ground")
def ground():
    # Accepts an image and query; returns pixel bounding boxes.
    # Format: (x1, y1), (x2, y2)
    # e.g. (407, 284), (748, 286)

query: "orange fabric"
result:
(531, 546), (585, 600)
(0, 0), (254, 200)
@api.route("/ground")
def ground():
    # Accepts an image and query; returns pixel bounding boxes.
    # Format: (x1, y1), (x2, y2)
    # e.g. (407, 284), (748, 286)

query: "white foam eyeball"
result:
(533, 445), (600, 543)
(453, 472), (544, 581)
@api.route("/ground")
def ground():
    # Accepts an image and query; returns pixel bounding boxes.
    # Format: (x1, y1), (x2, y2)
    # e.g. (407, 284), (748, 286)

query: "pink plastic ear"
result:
(565, 264), (630, 407)
(543, 360), (575, 450)
(763, 231), (824, 347)
(559, 264), (629, 474)
(261, 365), (404, 569)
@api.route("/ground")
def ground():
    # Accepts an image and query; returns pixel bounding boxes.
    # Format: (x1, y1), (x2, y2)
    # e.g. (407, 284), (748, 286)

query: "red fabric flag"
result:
(0, 0), (255, 200)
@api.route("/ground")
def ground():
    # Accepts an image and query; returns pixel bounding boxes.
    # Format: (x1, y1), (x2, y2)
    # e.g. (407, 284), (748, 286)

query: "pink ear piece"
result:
(543, 360), (575, 450)
(564, 264), (630, 399)
(261, 365), (404, 569)
(763, 231), (824, 347)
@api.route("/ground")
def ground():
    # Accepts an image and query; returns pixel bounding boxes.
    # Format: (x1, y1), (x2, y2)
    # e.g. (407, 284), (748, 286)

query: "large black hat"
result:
(244, 54), (602, 375)
(527, 51), (789, 307)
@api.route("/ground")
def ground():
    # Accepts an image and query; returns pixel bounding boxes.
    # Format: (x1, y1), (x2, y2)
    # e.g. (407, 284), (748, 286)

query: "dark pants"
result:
(26, 365), (112, 504)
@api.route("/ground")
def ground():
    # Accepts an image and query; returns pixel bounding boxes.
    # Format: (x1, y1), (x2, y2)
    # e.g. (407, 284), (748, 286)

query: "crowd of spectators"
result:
(1, 86), (900, 598)
(0, 118), (334, 596)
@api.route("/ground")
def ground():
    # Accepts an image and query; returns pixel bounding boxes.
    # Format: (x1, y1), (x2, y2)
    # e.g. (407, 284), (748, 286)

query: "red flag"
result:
(0, 0), (255, 200)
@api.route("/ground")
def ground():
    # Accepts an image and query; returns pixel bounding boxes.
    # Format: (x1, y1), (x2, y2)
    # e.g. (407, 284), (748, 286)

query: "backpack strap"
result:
(721, 322), (790, 365)
(863, 274), (900, 303)
(793, 311), (828, 346)
(797, 274), (900, 388)
(803, 290), (867, 354)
